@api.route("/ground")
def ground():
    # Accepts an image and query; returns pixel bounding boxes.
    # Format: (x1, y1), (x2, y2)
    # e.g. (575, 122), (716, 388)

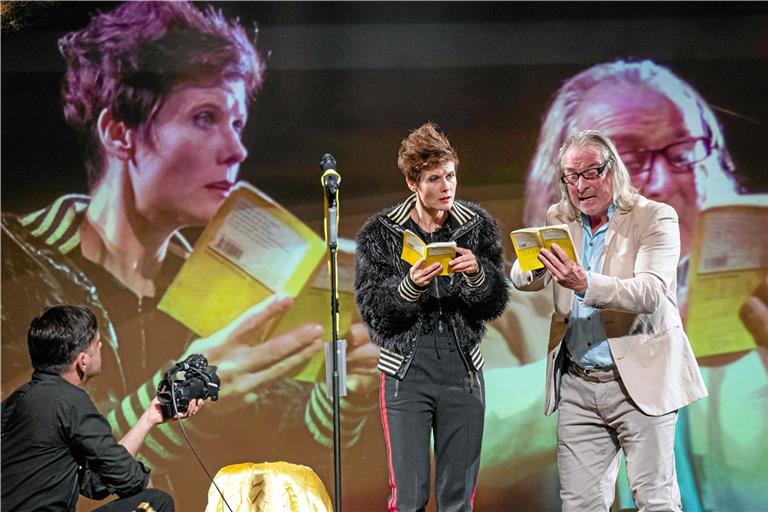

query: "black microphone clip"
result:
(320, 153), (341, 206)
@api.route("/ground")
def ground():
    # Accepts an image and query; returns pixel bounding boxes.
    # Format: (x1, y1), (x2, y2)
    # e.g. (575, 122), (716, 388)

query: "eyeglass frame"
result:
(619, 136), (714, 178)
(560, 158), (612, 185)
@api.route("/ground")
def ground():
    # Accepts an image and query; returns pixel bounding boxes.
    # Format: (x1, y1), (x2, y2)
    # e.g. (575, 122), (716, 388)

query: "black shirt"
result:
(1, 371), (149, 511)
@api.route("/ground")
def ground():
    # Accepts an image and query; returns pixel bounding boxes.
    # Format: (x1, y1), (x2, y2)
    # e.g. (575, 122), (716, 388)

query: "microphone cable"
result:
(169, 368), (234, 512)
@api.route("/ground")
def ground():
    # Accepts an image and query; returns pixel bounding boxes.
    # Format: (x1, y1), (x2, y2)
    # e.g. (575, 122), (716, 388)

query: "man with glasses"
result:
(485, 60), (767, 511)
(510, 129), (707, 511)
(524, 63), (740, 261)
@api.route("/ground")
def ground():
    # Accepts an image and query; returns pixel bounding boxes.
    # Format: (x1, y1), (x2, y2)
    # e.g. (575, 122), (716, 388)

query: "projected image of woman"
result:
(1, 2), (378, 507)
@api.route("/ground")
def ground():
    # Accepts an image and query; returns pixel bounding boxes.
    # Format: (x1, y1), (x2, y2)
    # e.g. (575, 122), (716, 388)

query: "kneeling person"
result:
(1, 305), (202, 511)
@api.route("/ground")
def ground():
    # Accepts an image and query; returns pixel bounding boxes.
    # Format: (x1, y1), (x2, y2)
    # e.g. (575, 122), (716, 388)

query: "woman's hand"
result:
(450, 246), (479, 274)
(410, 258), (442, 287)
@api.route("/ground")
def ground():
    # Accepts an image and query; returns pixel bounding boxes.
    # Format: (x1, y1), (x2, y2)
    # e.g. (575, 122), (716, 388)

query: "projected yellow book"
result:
(401, 229), (456, 276)
(271, 248), (356, 382)
(510, 224), (578, 272)
(686, 194), (768, 358)
(158, 181), (326, 341)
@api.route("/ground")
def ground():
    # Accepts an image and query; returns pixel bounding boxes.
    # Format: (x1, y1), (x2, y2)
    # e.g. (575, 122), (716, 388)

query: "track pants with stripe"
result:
(379, 332), (485, 511)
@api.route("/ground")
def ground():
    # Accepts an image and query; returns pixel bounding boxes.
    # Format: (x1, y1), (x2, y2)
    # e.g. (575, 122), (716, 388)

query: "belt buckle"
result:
(569, 362), (608, 382)
(581, 366), (601, 382)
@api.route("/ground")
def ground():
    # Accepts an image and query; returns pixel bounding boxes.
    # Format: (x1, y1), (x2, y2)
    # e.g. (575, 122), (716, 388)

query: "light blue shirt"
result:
(564, 204), (616, 369)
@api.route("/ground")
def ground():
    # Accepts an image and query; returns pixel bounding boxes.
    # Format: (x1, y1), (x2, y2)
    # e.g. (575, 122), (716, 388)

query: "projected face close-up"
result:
(129, 79), (249, 228)
(571, 82), (709, 257)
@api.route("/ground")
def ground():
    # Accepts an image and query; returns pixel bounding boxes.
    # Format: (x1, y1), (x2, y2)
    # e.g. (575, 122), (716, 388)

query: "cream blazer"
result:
(510, 195), (707, 416)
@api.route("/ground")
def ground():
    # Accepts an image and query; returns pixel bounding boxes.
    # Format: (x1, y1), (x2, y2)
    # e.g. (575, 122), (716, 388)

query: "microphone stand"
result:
(322, 177), (344, 512)
(328, 199), (342, 512)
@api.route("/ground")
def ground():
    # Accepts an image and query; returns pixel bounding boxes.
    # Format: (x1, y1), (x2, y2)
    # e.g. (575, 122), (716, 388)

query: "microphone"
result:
(320, 153), (341, 206)
(320, 153), (341, 248)
(318, 153), (346, 510)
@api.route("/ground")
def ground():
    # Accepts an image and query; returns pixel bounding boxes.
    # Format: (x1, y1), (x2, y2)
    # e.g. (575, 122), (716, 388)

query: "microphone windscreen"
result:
(320, 153), (337, 172)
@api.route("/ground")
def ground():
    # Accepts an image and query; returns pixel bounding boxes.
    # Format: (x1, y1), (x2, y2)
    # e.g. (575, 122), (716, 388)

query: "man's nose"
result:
(640, 154), (675, 199)
(576, 174), (591, 192)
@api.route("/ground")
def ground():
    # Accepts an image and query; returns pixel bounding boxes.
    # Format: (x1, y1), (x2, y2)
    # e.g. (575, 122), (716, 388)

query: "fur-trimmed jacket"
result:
(354, 194), (508, 380)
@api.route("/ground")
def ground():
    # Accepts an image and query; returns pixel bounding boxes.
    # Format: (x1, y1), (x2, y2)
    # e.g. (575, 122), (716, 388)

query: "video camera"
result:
(157, 354), (220, 420)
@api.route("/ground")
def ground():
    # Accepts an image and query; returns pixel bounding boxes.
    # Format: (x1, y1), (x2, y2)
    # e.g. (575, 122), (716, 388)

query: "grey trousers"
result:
(379, 333), (484, 512)
(557, 367), (681, 512)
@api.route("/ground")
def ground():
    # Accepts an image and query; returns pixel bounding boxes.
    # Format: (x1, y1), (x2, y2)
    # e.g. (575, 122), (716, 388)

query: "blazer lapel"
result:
(570, 218), (584, 265)
(601, 208), (628, 271)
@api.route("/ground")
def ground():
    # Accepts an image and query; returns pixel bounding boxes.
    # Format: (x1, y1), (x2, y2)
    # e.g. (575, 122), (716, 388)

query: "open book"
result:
(685, 194), (768, 358)
(400, 229), (457, 276)
(158, 181), (327, 373)
(510, 224), (578, 272)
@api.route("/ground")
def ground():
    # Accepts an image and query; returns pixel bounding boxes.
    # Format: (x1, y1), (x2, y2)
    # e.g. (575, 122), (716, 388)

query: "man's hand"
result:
(145, 396), (204, 426)
(182, 296), (323, 414)
(538, 243), (587, 294)
(449, 247), (479, 274)
(410, 258), (442, 287)
(119, 397), (205, 457)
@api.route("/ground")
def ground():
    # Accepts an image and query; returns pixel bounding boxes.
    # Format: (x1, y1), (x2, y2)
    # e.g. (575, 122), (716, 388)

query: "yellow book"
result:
(686, 194), (768, 358)
(400, 229), (457, 276)
(510, 224), (578, 272)
(158, 181), (326, 341)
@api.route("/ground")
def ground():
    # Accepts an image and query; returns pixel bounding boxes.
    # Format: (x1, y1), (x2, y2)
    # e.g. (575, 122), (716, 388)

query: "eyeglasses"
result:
(561, 159), (611, 185)
(620, 137), (713, 177)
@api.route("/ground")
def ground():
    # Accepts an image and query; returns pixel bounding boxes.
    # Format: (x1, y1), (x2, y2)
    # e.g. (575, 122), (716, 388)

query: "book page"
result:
(695, 208), (766, 274)
(158, 182), (326, 338)
(687, 201), (768, 357)
(401, 230), (427, 266)
(540, 225), (578, 264)
(425, 242), (456, 276)
(211, 197), (310, 292)
(510, 230), (545, 272)
(511, 231), (541, 250)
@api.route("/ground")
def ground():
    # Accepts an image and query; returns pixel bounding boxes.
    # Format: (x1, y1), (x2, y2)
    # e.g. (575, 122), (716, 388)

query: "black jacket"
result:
(1, 372), (149, 511)
(355, 195), (508, 379)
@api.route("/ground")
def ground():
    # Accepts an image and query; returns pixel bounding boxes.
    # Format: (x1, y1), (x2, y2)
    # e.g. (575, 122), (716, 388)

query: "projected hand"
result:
(346, 322), (379, 398)
(182, 296), (323, 413)
(740, 276), (768, 350)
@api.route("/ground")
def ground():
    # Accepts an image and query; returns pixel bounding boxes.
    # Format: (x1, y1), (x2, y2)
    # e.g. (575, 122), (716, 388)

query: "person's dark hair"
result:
(28, 305), (98, 374)
(397, 122), (459, 182)
(58, 1), (267, 187)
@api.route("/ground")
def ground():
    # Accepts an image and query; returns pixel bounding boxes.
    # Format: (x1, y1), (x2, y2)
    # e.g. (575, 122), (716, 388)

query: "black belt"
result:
(567, 360), (621, 383)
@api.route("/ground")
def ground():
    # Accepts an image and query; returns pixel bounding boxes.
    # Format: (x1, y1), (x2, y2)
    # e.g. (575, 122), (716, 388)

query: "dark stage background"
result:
(3, 2), (767, 511)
